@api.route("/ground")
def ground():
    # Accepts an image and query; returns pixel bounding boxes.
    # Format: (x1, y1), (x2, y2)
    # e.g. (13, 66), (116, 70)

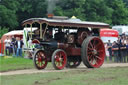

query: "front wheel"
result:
(33, 50), (47, 70)
(52, 49), (67, 70)
(81, 36), (105, 68)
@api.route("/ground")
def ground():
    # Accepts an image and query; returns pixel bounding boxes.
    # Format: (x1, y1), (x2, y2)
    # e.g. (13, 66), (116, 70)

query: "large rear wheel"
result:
(33, 50), (47, 70)
(52, 49), (67, 70)
(81, 36), (105, 68)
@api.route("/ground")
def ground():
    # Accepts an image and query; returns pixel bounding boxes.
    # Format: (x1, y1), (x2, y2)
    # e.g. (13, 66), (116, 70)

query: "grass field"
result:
(0, 56), (53, 72)
(0, 57), (34, 72)
(1, 67), (128, 85)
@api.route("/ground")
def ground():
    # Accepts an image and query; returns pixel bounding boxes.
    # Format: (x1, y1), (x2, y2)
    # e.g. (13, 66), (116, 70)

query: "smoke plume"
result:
(46, 0), (59, 14)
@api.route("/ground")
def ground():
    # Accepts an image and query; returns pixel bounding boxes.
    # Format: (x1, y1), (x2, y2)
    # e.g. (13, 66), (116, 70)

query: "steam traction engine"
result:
(22, 18), (109, 70)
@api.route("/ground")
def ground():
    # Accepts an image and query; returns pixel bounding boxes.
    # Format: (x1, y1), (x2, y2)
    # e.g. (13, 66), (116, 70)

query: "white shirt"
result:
(18, 41), (21, 48)
(28, 39), (32, 47)
(4, 39), (11, 47)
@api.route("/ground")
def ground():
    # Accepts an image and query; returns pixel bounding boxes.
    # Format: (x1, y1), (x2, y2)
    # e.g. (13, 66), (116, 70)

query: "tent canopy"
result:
(4, 30), (23, 36)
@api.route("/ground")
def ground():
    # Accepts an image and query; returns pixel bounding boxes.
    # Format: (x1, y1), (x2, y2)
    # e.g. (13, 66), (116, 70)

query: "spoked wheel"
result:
(33, 50), (47, 70)
(66, 56), (81, 68)
(81, 36), (105, 68)
(52, 49), (67, 70)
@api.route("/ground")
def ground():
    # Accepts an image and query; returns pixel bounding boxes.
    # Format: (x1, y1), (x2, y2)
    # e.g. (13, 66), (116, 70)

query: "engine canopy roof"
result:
(22, 18), (109, 29)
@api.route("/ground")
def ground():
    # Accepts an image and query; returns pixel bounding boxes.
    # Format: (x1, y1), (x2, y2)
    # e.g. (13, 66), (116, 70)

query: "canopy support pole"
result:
(43, 24), (48, 40)
(40, 23), (42, 39)
(30, 24), (32, 39)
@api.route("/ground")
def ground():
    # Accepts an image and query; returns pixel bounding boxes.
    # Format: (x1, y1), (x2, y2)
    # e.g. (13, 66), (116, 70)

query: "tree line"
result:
(0, 0), (128, 38)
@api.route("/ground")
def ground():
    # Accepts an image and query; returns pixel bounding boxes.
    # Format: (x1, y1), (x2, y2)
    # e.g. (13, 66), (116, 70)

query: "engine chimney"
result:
(47, 14), (54, 19)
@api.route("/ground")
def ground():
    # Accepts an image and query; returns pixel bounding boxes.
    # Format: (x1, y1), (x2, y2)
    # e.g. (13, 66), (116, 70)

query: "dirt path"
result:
(1, 63), (128, 76)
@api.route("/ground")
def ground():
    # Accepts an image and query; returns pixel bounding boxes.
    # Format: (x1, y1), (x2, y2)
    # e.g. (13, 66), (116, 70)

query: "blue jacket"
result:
(126, 45), (128, 52)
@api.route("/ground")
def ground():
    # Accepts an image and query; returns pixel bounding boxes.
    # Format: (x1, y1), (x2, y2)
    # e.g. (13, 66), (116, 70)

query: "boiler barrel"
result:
(40, 41), (68, 49)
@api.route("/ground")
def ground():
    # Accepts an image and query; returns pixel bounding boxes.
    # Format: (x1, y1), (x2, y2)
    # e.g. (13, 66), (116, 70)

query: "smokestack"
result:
(47, 14), (54, 18)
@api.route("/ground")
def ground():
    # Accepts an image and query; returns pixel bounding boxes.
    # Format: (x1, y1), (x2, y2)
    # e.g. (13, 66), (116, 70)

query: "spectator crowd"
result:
(4, 36), (24, 57)
(106, 34), (128, 63)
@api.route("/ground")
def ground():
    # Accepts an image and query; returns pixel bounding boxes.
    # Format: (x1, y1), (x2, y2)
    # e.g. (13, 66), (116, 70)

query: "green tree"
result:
(54, 0), (113, 24)
(106, 0), (128, 25)
(123, 0), (128, 7)
(0, 0), (19, 30)
(17, 0), (47, 18)
(0, 0), (47, 30)
(16, 0), (47, 29)
(54, 0), (86, 20)
(0, 5), (18, 30)
(84, 0), (113, 24)
(0, 0), (128, 31)
(0, 26), (8, 38)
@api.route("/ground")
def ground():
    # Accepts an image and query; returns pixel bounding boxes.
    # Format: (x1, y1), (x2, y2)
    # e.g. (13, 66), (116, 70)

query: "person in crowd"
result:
(9, 37), (12, 54)
(112, 41), (119, 62)
(10, 36), (14, 54)
(10, 42), (13, 54)
(120, 40), (127, 63)
(107, 40), (112, 61)
(11, 36), (16, 56)
(126, 40), (128, 62)
(4, 36), (11, 56)
(121, 33), (127, 43)
(104, 43), (108, 61)
(15, 37), (24, 57)
(117, 39), (122, 63)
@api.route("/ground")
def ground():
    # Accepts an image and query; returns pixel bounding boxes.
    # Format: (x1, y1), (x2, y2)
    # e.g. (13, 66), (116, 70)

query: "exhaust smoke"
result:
(46, 0), (59, 14)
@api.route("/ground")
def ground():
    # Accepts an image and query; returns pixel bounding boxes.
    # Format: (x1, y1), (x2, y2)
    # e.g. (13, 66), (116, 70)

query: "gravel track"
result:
(1, 63), (128, 76)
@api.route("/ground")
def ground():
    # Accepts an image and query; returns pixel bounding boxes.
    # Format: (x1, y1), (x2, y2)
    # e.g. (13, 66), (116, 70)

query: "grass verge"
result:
(0, 56), (53, 72)
(1, 67), (128, 85)
(0, 57), (34, 72)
